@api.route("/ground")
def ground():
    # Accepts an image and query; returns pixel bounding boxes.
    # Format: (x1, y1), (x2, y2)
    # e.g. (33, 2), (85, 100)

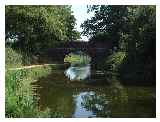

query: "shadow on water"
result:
(31, 52), (156, 118)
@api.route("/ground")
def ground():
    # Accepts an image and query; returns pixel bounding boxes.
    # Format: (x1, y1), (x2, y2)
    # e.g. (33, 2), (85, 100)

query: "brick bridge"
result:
(40, 41), (113, 63)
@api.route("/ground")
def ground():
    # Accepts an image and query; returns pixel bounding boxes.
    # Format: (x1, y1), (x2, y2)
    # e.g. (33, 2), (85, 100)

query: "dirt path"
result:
(7, 64), (63, 71)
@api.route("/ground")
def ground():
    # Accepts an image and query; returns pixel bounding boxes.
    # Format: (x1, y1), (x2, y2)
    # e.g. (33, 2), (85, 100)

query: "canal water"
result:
(31, 52), (156, 118)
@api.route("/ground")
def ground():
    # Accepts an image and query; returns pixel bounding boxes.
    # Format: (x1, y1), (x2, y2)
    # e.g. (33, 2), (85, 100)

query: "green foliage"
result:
(89, 32), (112, 44)
(81, 5), (128, 47)
(104, 52), (126, 80)
(5, 47), (22, 68)
(5, 47), (35, 68)
(119, 6), (156, 83)
(82, 5), (155, 83)
(5, 66), (63, 117)
(105, 52), (126, 71)
(5, 5), (80, 54)
(64, 52), (91, 66)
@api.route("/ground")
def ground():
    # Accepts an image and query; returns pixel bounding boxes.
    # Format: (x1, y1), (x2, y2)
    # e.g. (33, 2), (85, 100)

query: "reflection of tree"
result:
(108, 80), (130, 117)
(35, 84), (76, 117)
(80, 81), (129, 118)
(110, 80), (128, 103)
(81, 92), (111, 117)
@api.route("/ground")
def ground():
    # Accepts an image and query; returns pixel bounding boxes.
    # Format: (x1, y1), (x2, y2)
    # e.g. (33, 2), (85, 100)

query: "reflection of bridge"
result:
(41, 41), (113, 63)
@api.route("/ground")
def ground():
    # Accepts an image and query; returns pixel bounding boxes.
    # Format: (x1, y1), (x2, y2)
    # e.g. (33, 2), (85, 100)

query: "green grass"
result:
(5, 47), (23, 68)
(5, 65), (63, 118)
(5, 47), (34, 68)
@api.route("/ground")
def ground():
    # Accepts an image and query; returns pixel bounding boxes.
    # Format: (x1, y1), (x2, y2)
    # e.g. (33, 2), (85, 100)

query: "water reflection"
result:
(64, 52), (91, 81)
(79, 91), (110, 117)
(65, 65), (91, 80)
(31, 51), (156, 117)
(32, 76), (155, 118)
(72, 92), (96, 118)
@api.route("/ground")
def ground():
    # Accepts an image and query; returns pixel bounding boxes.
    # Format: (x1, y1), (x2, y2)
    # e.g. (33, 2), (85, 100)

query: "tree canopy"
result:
(81, 5), (155, 52)
(5, 5), (80, 53)
(81, 5), (156, 82)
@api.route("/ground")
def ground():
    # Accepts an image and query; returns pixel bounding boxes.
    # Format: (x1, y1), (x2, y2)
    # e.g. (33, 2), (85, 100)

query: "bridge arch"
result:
(40, 41), (111, 63)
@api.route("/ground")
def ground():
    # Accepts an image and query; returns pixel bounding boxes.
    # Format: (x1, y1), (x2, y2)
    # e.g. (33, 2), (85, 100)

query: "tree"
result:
(81, 5), (156, 82)
(81, 5), (128, 48)
(5, 5), (80, 54)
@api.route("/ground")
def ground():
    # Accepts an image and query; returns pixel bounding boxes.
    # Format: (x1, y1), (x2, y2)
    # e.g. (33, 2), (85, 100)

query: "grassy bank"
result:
(5, 47), (23, 68)
(5, 65), (63, 117)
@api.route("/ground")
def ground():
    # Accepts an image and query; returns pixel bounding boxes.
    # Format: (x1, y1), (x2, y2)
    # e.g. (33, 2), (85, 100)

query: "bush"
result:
(5, 47), (40, 68)
(5, 47), (23, 68)
(105, 52), (126, 72)
(104, 52), (126, 81)
(119, 54), (156, 84)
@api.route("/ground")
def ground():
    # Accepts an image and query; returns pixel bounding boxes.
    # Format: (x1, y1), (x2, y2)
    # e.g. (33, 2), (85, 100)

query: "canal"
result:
(31, 52), (156, 118)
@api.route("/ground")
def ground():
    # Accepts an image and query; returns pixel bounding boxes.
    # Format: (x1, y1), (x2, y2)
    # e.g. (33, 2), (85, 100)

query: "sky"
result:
(71, 5), (94, 41)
